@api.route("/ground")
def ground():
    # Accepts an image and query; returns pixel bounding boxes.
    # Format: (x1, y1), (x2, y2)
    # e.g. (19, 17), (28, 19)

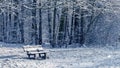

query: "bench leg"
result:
(34, 54), (36, 59)
(44, 53), (46, 59)
(39, 53), (41, 58)
(28, 54), (30, 59)
(27, 54), (36, 59)
(39, 53), (46, 59)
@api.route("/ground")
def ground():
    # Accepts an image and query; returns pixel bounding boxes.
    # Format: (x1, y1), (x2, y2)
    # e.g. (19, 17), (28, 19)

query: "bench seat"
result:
(27, 51), (49, 54)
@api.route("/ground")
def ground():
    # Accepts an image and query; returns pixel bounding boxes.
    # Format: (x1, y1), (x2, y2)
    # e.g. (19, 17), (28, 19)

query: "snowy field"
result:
(0, 43), (120, 68)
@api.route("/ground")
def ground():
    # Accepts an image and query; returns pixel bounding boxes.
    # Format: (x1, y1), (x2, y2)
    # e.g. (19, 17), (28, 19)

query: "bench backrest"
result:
(23, 45), (43, 52)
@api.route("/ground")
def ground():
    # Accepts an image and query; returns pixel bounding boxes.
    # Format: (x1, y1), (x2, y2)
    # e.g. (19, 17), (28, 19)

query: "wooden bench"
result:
(23, 45), (48, 59)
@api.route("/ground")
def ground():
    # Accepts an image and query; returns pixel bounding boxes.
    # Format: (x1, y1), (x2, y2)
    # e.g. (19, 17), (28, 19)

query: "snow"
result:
(0, 43), (120, 68)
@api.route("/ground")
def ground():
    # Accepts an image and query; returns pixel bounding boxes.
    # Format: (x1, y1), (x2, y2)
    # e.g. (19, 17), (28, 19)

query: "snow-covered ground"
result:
(0, 42), (120, 68)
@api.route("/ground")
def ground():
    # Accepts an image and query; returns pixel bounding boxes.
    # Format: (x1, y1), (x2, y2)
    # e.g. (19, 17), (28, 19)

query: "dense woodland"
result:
(0, 0), (120, 47)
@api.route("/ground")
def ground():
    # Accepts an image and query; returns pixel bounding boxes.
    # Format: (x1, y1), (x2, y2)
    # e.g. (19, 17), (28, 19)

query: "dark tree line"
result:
(0, 0), (120, 47)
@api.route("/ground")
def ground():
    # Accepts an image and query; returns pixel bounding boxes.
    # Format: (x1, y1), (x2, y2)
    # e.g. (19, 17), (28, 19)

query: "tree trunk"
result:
(19, 3), (24, 43)
(52, 0), (57, 47)
(80, 11), (85, 46)
(47, 0), (52, 46)
(38, 0), (42, 45)
(32, 0), (38, 44)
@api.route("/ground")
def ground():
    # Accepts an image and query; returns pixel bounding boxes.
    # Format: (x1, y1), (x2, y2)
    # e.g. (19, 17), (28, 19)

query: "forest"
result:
(0, 0), (120, 48)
